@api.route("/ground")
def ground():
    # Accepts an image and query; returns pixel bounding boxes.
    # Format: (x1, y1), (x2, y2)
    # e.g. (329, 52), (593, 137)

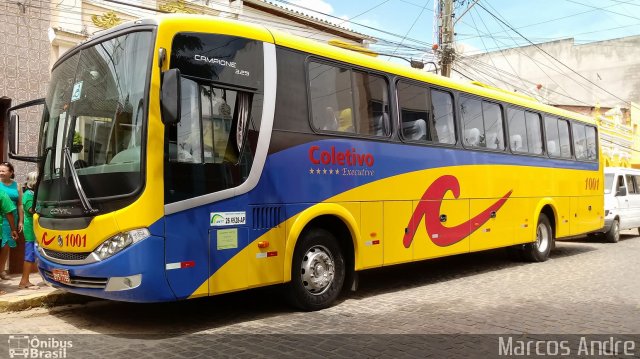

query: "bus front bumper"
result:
(36, 235), (176, 302)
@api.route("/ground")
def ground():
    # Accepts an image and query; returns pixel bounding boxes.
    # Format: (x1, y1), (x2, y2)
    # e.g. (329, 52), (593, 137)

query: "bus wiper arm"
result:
(63, 146), (98, 215)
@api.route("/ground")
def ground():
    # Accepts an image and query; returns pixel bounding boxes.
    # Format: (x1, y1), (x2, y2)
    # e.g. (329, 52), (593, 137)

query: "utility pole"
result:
(437, 0), (455, 77)
(435, 0), (478, 77)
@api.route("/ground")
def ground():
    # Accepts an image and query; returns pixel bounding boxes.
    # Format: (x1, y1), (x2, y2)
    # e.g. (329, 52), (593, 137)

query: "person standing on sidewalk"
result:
(19, 172), (38, 289)
(0, 190), (19, 294)
(0, 162), (23, 282)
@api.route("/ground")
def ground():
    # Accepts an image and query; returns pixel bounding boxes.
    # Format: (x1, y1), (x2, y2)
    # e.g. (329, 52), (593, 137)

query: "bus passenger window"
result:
(585, 126), (597, 160)
(430, 89), (455, 144)
(398, 81), (430, 142)
(572, 123), (587, 160)
(461, 96), (504, 149)
(482, 102), (504, 150)
(508, 108), (528, 152)
(308, 62), (389, 137)
(544, 116), (560, 157)
(557, 119), (571, 158)
(308, 62), (355, 134)
(352, 71), (389, 136)
(525, 111), (543, 154)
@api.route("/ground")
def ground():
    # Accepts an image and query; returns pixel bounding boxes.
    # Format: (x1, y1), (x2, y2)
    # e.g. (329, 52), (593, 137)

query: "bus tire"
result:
(605, 219), (620, 243)
(523, 213), (554, 262)
(287, 228), (345, 311)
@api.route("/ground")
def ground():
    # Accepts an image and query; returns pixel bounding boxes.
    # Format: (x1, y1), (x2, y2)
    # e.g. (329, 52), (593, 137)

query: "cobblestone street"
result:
(2, 232), (639, 336)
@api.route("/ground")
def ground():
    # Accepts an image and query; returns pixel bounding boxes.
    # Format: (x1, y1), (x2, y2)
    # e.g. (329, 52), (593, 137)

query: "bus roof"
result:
(151, 14), (593, 125)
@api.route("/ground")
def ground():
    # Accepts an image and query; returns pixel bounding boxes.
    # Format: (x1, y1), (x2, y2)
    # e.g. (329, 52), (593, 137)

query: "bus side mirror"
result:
(616, 186), (627, 197)
(161, 68), (181, 125)
(6, 98), (44, 163)
(8, 113), (19, 156)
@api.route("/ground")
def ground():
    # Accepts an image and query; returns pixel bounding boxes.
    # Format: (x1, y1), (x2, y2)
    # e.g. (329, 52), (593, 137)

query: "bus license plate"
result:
(52, 269), (71, 284)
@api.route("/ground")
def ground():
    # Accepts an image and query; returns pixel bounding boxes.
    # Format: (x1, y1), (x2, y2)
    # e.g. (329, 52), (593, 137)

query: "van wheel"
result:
(605, 219), (620, 243)
(287, 228), (345, 311)
(523, 213), (554, 262)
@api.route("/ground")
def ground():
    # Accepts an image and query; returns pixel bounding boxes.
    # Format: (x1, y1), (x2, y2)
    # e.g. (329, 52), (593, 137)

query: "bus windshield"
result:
(38, 31), (153, 208)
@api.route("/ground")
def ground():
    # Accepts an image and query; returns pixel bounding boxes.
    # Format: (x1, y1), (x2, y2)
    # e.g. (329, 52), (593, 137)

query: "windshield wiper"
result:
(63, 146), (99, 215)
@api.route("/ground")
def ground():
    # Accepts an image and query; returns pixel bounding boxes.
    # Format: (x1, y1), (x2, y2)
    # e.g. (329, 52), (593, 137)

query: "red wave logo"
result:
(403, 175), (512, 248)
(41, 232), (55, 246)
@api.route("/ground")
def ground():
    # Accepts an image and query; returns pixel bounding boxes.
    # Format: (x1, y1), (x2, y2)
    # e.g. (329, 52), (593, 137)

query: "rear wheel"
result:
(287, 228), (345, 311)
(605, 219), (620, 243)
(523, 213), (554, 262)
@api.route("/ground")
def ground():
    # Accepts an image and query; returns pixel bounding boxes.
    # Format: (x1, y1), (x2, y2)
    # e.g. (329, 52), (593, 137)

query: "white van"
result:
(599, 167), (640, 242)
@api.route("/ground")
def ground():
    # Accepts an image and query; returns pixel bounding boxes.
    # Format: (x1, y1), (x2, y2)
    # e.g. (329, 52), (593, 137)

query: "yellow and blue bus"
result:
(8, 14), (602, 310)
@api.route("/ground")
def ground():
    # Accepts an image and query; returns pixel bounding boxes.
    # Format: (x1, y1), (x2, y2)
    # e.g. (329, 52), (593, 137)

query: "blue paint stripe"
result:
(256, 139), (598, 204)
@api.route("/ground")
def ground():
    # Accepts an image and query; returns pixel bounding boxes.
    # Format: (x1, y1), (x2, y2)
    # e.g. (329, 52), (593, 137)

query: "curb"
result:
(0, 289), (99, 312)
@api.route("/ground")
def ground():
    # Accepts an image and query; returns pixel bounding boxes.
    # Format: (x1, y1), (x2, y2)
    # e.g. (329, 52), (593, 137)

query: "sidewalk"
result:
(0, 272), (97, 312)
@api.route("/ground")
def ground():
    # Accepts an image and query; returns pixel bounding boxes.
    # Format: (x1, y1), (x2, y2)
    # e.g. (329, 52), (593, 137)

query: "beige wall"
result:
(0, 1), (50, 182)
(454, 37), (640, 109)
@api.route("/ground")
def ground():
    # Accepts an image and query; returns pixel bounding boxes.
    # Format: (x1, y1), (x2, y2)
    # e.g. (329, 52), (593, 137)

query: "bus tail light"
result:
(94, 228), (150, 260)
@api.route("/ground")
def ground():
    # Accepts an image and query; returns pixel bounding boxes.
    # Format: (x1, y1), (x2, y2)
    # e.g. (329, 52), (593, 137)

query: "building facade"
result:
(0, 1), (50, 181)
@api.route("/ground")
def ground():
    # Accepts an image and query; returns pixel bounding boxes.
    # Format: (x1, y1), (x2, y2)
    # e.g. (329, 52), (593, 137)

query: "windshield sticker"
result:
(210, 211), (246, 226)
(71, 81), (83, 102)
(217, 229), (238, 250)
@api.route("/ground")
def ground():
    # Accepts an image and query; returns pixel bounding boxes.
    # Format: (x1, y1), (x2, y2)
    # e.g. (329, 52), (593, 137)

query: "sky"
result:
(278, 0), (640, 61)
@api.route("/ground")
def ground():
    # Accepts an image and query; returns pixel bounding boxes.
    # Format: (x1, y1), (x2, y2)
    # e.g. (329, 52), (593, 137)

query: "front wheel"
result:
(523, 213), (554, 262)
(287, 228), (345, 311)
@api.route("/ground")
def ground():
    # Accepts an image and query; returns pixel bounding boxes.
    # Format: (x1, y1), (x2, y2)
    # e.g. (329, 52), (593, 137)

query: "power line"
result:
(457, 0), (639, 43)
(476, 2), (629, 106)
(268, 0), (433, 48)
(387, 0), (430, 60)
(300, 0), (394, 40)
(478, 1), (590, 103)
(563, 0), (640, 21)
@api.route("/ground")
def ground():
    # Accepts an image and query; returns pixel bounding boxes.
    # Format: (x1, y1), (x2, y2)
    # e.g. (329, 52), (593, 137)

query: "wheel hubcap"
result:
(536, 223), (550, 253)
(300, 245), (335, 295)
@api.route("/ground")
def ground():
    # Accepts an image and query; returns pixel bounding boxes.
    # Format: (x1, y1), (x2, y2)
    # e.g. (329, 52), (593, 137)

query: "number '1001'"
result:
(66, 234), (87, 247)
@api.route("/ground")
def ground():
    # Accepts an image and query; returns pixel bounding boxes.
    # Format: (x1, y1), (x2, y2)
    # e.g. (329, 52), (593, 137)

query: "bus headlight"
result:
(94, 228), (150, 260)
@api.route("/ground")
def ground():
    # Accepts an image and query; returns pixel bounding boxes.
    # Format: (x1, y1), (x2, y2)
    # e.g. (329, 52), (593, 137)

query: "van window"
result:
(617, 176), (626, 194)
(626, 174), (638, 194)
(604, 173), (614, 194)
